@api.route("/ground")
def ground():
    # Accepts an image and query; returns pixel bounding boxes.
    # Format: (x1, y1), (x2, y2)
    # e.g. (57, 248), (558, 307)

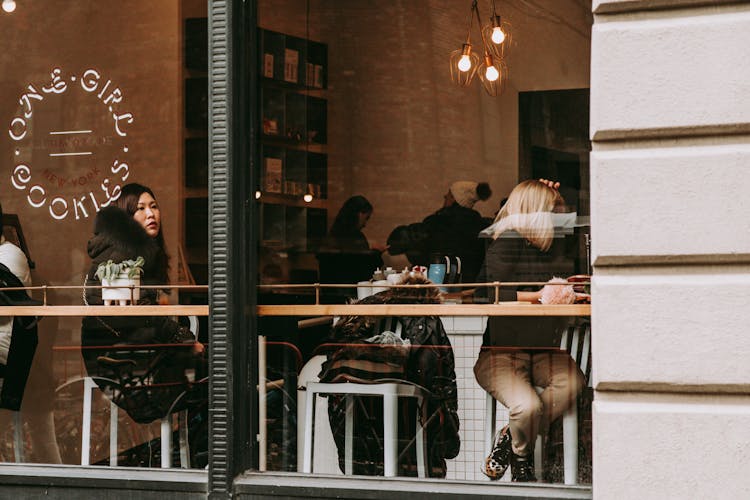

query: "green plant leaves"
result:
(95, 256), (145, 281)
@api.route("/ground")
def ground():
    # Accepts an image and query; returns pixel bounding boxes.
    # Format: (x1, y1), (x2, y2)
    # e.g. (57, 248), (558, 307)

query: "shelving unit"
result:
(258, 28), (328, 256)
(181, 4), (208, 302)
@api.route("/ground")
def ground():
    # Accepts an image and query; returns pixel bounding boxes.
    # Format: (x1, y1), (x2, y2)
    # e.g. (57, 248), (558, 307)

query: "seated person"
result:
(317, 195), (382, 300)
(318, 275), (460, 477)
(81, 184), (206, 427)
(324, 195), (381, 254)
(474, 179), (583, 482)
(0, 203), (61, 463)
(381, 223), (429, 271)
(422, 181), (492, 282)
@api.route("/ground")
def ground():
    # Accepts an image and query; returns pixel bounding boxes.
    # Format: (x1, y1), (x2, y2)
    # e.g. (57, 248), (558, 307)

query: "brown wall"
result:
(0, 1), (182, 340)
(259, 0), (591, 248)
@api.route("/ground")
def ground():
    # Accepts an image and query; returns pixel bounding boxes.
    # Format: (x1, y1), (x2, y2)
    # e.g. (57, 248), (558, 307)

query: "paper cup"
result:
(371, 280), (388, 295)
(356, 281), (372, 300)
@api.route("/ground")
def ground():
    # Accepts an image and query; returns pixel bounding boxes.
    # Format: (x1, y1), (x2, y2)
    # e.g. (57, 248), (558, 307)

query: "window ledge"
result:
(234, 472), (592, 500)
(0, 464), (207, 496)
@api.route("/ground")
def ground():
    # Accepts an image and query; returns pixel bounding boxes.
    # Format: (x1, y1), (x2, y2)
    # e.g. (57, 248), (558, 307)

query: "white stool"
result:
(79, 316), (199, 467)
(484, 322), (591, 484)
(302, 381), (428, 477)
(80, 376), (191, 468)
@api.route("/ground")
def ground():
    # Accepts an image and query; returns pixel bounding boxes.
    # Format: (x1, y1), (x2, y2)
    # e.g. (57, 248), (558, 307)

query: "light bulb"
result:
(303, 193), (313, 203)
(491, 27), (505, 45)
(457, 54), (472, 72)
(485, 65), (499, 82)
(255, 191), (262, 199)
(2, 0), (16, 13)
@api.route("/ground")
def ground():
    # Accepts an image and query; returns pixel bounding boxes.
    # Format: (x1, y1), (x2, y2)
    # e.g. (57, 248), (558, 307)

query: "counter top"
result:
(256, 303), (590, 317)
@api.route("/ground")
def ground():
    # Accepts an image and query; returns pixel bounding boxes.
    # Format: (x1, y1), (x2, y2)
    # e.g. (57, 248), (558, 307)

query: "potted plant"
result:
(95, 256), (145, 305)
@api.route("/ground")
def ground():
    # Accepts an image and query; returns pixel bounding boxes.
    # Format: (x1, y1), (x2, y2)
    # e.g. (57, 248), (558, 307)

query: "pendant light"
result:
(482, 0), (511, 59)
(477, 53), (508, 97)
(449, 0), (511, 97)
(449, 1), (480, 87)
(2, 0), (16, 13)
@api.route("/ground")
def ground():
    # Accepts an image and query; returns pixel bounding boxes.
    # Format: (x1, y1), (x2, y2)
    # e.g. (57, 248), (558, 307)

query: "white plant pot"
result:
(101, 274), (140, 305)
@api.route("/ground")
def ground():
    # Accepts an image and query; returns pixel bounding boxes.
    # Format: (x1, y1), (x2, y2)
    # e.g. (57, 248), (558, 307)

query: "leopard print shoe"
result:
(483, 425), (512, 480)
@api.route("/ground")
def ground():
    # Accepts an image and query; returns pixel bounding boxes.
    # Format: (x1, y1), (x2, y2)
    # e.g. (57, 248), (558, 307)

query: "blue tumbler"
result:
(428, 255), (447, 290)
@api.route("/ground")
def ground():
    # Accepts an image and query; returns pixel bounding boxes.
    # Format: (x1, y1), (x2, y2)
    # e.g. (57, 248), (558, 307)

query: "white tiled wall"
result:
(443, 317), (509, 482)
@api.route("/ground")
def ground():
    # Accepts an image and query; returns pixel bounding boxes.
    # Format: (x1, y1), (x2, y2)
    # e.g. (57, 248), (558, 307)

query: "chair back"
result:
(559, 320), (591, 386)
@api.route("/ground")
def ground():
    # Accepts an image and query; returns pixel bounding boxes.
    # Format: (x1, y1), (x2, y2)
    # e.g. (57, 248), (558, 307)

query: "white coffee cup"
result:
(356, 281), (372, 300)
(371, 280), (388, 295)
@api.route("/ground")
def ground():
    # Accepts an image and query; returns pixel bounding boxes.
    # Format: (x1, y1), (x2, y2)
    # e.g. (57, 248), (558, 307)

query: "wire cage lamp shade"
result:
(477, 54), (508, 97)
(449, 43), (480, 87)
(482, 12), (511, 59)
(450, 0), (511, 96)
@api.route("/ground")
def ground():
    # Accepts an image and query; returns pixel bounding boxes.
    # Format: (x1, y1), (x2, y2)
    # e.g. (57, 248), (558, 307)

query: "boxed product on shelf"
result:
(283, 48), (299, 83)
(263, 157), (283, 193)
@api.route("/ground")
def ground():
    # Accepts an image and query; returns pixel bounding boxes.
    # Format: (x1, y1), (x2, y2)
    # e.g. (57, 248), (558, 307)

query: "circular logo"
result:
(7, 67), (135, 221)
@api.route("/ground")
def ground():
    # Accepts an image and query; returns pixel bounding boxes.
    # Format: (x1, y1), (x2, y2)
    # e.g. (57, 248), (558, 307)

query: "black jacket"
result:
(422, 204), (489, 282)
(319, 277), (460, 477)
(84, 206), (164, 306)
(0, 263), (41, 410)
(478, 231), (575, 348)
(80, 206), (200, 423)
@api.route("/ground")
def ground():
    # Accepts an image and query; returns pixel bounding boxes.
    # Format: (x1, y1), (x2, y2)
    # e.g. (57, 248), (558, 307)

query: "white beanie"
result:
(450, 181), (491, 209)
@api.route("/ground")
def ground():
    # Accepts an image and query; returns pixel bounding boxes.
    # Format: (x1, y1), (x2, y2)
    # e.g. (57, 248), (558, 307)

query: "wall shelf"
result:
(257, 28), (329, 255)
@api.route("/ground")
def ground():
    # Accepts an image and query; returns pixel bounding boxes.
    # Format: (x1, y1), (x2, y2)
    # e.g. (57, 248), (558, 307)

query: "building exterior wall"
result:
(590, 1), (750, 498)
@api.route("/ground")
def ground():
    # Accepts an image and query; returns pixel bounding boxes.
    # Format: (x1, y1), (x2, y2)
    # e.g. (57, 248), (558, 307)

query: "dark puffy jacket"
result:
(318, 277), (460, 477)
(81, 206), (203, 423)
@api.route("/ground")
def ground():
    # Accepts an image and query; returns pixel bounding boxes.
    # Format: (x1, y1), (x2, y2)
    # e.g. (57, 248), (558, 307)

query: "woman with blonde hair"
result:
(475, 179), (583, 482)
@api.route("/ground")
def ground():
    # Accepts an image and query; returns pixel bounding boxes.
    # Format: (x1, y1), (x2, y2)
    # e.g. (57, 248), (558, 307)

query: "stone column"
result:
(590, 1), (750, 498)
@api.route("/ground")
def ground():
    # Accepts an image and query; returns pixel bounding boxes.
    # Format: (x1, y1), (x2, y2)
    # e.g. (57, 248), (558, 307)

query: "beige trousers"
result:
(474, 350), (584, 457)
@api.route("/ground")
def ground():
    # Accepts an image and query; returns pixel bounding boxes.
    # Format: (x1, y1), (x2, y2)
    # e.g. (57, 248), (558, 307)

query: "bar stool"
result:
(79, 316), (200, 467)
(79, 378), (191, 467)
(302, 381), (428, 477)
(484, 321), (591, 484)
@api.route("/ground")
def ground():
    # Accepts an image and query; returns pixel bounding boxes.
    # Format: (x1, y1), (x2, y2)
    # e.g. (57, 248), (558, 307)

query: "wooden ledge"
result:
(256, 304), (590, 317)
(0, 305), (209, 316)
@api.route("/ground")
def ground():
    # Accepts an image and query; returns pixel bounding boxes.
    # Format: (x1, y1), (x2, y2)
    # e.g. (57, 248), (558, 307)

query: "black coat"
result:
(84, 205), (164, 306)
(80, 206), (202, 423)
(478, 231), (575, 348)
(319, 277), (460, 477)
(0, 263), (41, 410)
(422, 204), (489, 282)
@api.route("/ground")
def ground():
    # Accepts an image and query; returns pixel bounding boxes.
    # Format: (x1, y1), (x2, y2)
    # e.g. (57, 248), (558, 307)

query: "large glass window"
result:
(254, 0), (592, 486)
(0, 1), (209, 469)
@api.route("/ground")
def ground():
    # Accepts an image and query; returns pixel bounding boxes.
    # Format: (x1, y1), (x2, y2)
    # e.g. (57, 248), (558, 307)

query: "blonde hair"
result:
(488, 180), (560, 251)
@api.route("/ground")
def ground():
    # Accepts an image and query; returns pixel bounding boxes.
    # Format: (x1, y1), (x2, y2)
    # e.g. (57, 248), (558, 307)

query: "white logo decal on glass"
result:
(7, 67), (135, 221)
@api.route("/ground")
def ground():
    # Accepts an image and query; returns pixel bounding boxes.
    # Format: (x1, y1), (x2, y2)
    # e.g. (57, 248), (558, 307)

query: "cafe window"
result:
(0, 0), (209, 470)
(252, 0), (593, 489)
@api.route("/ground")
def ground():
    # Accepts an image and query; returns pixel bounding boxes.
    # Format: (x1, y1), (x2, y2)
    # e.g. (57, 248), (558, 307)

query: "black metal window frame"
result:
(212, 1), (593, 498)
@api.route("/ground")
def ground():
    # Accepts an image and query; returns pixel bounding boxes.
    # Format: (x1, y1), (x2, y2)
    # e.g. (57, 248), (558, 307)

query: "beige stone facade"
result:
(591, 1), (750, 498)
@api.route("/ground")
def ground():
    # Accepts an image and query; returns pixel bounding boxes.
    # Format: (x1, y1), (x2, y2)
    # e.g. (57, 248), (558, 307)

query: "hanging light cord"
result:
(464, 0), (477, 44)
(472, 0), (490, 55)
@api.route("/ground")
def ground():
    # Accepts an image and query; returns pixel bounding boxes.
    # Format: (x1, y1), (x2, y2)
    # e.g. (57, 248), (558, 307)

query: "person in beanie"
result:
(421, 181), (492, 282)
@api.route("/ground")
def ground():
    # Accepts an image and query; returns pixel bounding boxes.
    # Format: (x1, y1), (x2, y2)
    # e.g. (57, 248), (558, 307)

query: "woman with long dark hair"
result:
(111, 183), (170, 288)
(81, 183), (205, 433)
(328, 195), (374, 253)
